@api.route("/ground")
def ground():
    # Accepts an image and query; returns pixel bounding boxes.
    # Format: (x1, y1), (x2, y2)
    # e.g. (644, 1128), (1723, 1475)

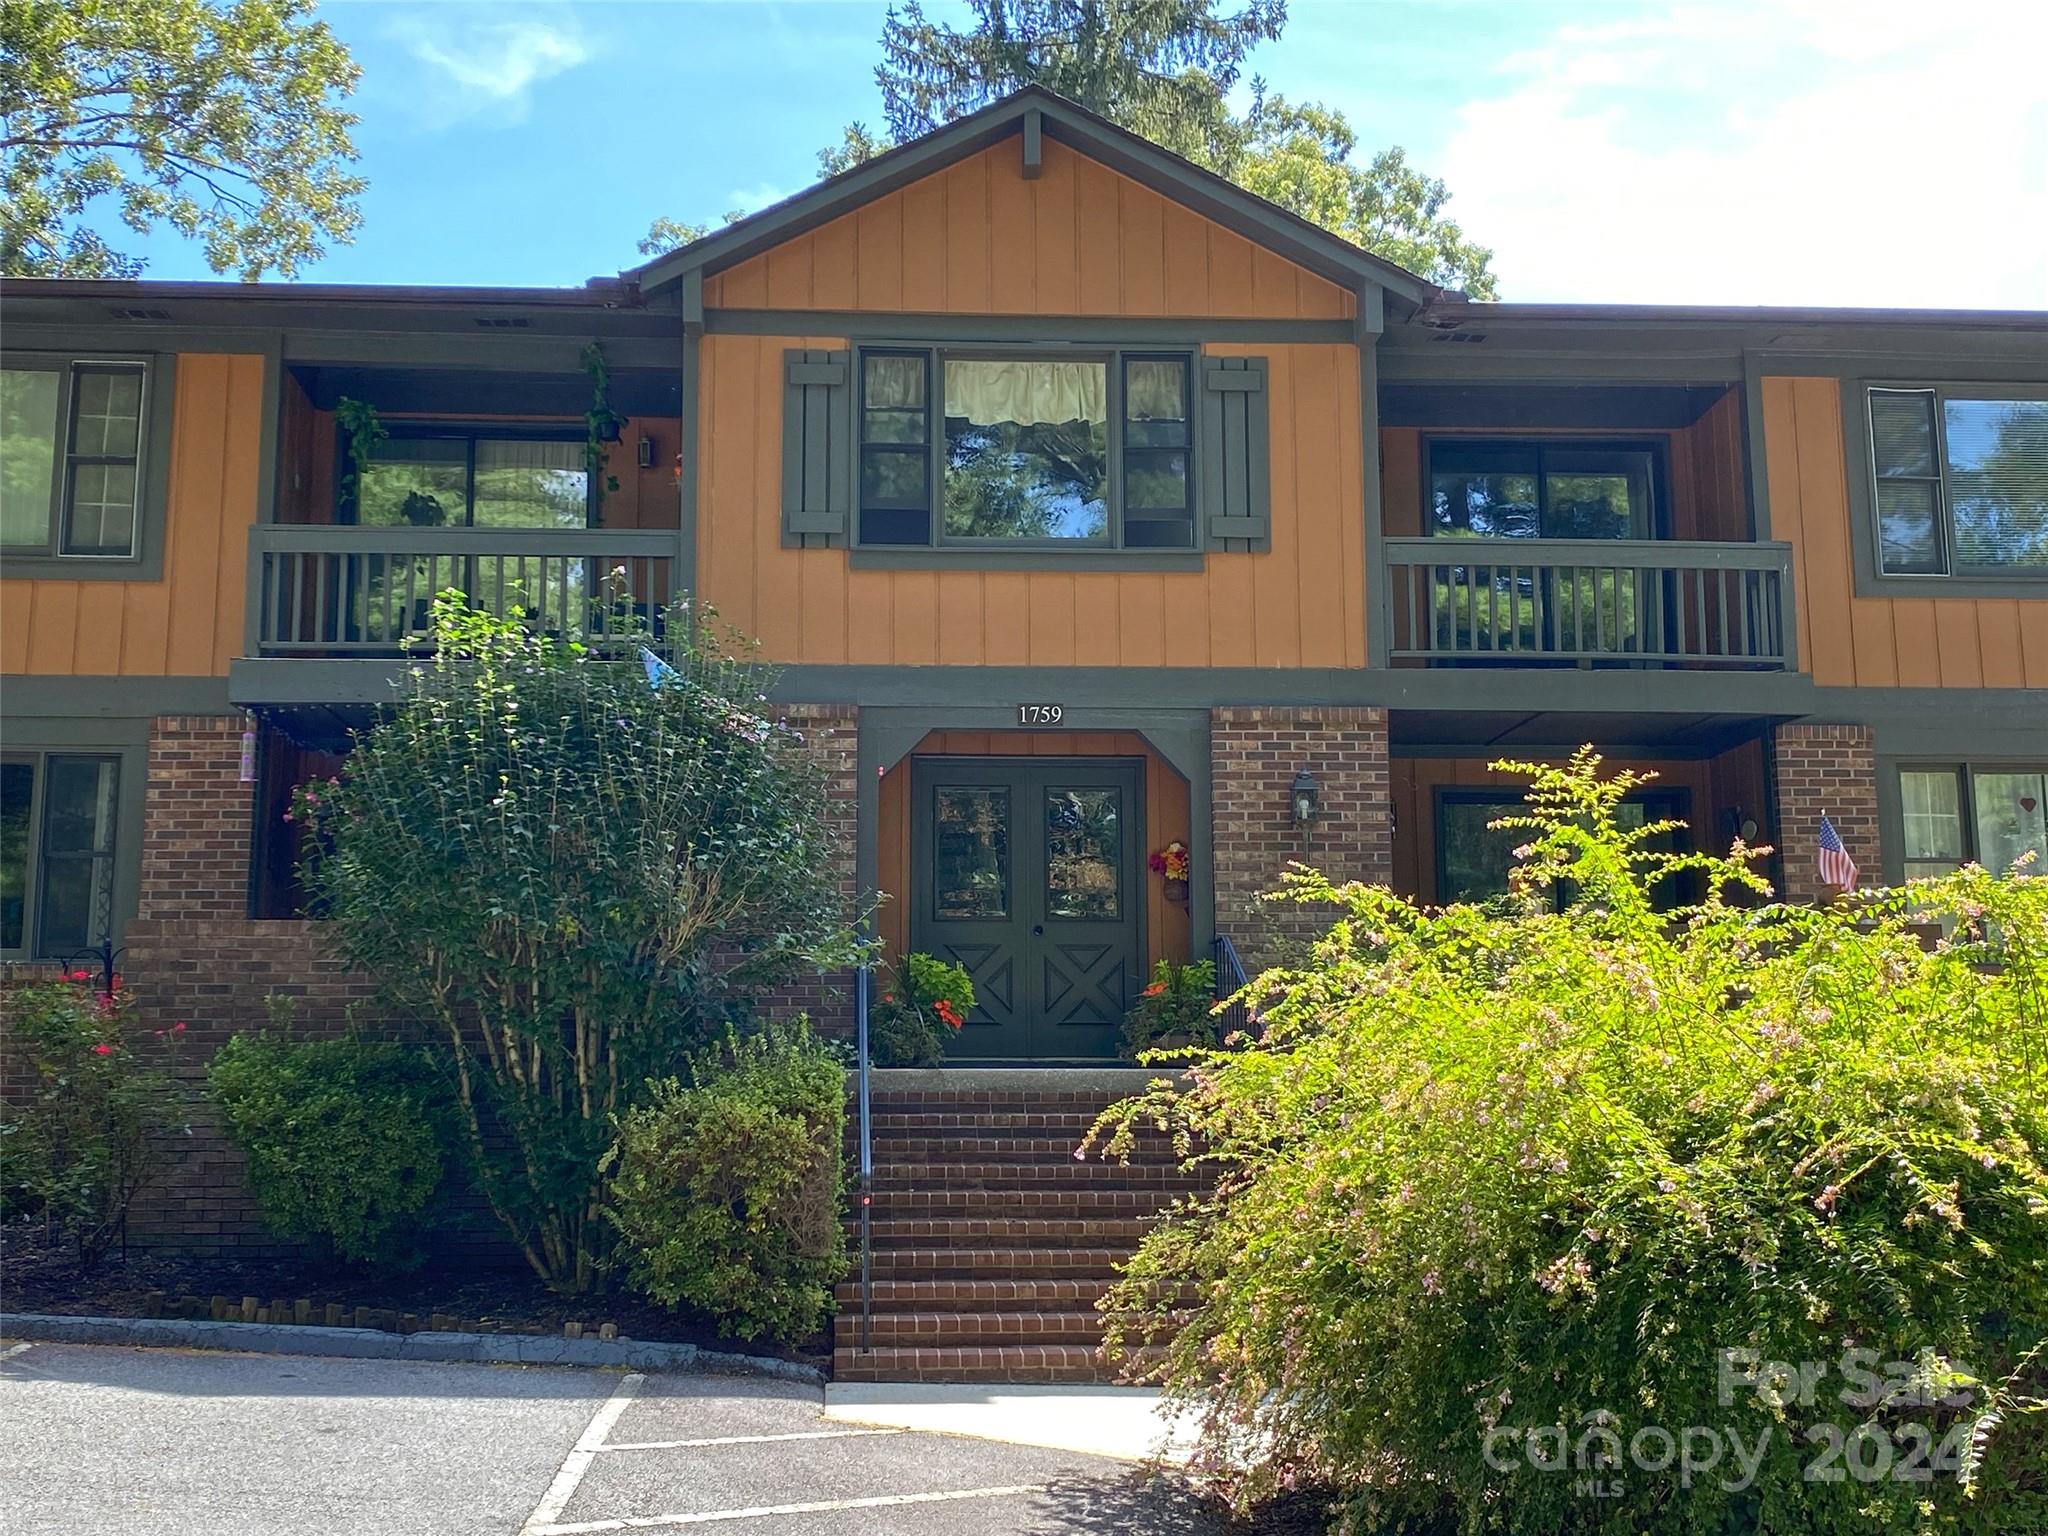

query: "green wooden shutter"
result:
(1198, 355), (1270, 552)
(782, 348), (851, 546)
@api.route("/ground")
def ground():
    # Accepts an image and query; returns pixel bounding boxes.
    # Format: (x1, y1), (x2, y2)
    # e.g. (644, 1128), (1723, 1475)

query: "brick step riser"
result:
(867, 1254), (1123, 1281)
(870, 1165), (1203, 1190)
(834, 1313), (1107, 1347)
(851, 1228), (1171, 1253)
(835, 1281), (1196, 1311)
(863, 1192), (1185, 1219)
(863, 1140), (1182, 1165)
(865, 1114), (1109, 1134)
(832, 1345), (1164, 1385)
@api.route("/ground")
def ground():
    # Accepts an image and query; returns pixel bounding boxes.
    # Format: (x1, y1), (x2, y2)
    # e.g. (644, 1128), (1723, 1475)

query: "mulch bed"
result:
(0, 1227), (827, 1368)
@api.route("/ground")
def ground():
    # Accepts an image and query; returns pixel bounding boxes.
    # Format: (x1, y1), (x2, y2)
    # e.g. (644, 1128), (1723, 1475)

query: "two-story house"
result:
(4, 89), (2043, 1374)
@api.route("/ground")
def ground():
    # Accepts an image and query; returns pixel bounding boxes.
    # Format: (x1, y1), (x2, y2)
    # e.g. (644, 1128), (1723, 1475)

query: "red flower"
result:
(933, 999), (964, 1029)
(92, 1043), (113, 1056)
(172, 1022), (188, 1033)
(67, 969), (90, 984)
(1143, 982), (1167, 997)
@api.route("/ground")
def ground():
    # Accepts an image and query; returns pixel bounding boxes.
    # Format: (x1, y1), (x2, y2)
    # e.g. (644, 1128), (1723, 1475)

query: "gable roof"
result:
(629, 85), (1440, 309)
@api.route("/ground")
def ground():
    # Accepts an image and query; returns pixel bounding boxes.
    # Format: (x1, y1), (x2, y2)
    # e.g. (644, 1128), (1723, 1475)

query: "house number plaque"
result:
(1017, 704), (1065, 725)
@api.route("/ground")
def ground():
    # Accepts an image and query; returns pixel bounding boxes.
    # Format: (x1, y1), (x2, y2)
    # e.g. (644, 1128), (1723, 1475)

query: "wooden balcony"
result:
(1383, 537), (1795, 670)
(246, 525), (678, 657)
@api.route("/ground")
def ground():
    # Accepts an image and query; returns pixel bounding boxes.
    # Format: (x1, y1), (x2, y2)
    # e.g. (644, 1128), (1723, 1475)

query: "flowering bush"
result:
(605, 1019), (846, 1342)
(1122, 957), (1218, 1060)
(1091, 751), (2048, 1535)
(209, 1003), (455, 1271)
(295, 593), (862, 1293)
(867, 952), (975, 1067)
(0, 974), (186, 1270)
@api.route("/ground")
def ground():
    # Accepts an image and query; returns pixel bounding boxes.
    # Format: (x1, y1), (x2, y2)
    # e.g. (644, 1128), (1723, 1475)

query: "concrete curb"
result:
(0, 1312), (824, 1385)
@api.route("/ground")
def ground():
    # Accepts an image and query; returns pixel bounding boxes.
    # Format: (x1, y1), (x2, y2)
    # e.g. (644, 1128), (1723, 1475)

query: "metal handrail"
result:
(853, 957), (874, 1355)
(1211, 933), (1251, 1043)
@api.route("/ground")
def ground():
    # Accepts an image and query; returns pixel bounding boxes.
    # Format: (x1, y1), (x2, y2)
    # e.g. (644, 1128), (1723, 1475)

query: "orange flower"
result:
(933, 998), (964, 1029)
(1142, 982), (1167, 997)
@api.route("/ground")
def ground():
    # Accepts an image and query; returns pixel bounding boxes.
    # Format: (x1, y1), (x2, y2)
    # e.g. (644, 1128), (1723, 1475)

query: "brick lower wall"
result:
(1771, 722), (1880, 903)
(137, 715), (255, 920)
(1211, 706), (1391, 969)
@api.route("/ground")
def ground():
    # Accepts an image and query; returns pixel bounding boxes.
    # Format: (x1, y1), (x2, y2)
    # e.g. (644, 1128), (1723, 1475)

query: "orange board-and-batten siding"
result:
(1762, 375), (2048, 689)
(704, 139), (1354, 321)
(2, 354), (261, 679)
(695, 336), (1367, 668)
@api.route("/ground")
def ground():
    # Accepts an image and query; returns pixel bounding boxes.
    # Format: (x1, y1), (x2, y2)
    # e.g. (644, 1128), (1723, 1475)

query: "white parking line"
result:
(600, 1429), (902, 1452)
(529, 1484), (1048, 1533)
(0, 1343), (34, 1361)
(520, 1372), (648, 1536)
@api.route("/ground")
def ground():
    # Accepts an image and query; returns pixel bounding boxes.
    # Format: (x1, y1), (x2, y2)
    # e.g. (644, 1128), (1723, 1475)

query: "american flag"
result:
(1817, 813), (1858, 892)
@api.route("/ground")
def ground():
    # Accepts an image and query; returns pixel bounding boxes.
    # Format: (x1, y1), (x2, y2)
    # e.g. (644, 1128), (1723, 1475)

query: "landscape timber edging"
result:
(0, 1312), (824, 1384)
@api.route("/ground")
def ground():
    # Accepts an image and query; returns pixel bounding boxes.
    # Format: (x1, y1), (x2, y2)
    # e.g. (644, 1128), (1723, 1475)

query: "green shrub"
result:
(295, 593), (863, 1292)
(1093, 751), (2048, 1535)
(0, 975), (185, 1269)
(866, 952), (974, 1067)
(606, 1020), (847, 1342)
(1122, 957), (1217, 1059)
(208, 1013), (452, 1270)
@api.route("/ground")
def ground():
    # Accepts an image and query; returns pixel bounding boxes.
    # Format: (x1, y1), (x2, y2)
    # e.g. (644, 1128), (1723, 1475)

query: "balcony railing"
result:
(247, 525), (678, 656)
(1384, 537), (1794, 670)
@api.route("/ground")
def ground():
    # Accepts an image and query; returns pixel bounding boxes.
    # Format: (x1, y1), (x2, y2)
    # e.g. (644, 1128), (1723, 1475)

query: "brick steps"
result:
(835, 1085), (1206, 1385)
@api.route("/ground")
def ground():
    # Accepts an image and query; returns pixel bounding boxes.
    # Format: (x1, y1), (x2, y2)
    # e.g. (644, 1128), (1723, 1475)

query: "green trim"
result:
(1021, 108), (1043, 179)
(1379, 345), (1745, 386)
(1360, 327), (1389, 667)
(632, 86), (1428, 306)
(1838, 377), (2048, 597)
(704, 310), (1354, 345)
(0, 350), (174, 580)
(678, 328), (700, 601)
(0, 716), (151, 962)
(2, 675), (234, 715)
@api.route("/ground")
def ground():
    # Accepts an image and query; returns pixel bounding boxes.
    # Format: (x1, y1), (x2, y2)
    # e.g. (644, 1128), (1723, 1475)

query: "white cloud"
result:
(389, 8), (595, 125)
(1436, 0), (2048, 307)
(727, 180), (802, 216)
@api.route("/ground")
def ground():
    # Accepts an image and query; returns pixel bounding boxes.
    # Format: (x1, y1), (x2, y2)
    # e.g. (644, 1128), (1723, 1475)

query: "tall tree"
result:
(1231, 94), (1497, 298)
(1, 0), (364, 280)
(875, 0), (1280, 163)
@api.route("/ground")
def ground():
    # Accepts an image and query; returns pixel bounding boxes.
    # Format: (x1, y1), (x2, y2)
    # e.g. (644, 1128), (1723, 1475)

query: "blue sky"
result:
(123, 0), (2048, 307)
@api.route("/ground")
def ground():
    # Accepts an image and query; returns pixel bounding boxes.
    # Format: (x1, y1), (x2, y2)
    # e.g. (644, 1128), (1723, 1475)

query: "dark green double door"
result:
(912, 758), (1143, 1061)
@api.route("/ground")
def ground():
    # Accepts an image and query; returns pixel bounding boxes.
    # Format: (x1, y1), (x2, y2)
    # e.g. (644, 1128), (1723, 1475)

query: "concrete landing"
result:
(823, 1381), (1199, 1463)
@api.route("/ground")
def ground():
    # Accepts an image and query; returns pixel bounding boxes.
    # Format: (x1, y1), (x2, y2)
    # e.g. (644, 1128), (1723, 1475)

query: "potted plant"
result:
(1121, 957), (1217, 1060)
(866, 952), (975, 1067)
(1149, 841), (1191, 905)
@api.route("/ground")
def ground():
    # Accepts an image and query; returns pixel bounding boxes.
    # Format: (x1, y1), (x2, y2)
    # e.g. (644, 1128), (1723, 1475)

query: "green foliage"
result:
(816, 122), (892, 178)
(580, 342), (624, 514)
(877, 0), (1281, 165)
(1092, 751), (2048, 1534)
(606, 1020), (848, 1342)
(0, 976), (185, 1270)
(1, 0), (365, 279)
(333, 396), (385, 518)
(295, 594), (862, 1292)
(207, 1008), (452, 1271)
(635, 209), (742, 259)
(1231, 91), (1498, 298)
(867, 952), (975, 1067)
(1122, 956), (1217, 1059)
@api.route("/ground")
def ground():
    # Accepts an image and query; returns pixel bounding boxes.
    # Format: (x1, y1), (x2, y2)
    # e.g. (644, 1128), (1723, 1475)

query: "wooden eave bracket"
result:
(1021, 109), (1044, 180)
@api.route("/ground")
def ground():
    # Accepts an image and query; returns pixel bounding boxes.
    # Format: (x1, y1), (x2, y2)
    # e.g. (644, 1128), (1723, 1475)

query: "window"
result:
(2, 358), (150, 558)
(1428, 439), (1661, 541)
(348, 426), (591, 529)
(1, 754), (122, 960)
(856, 348), (1194, 550)
(1435, 789), (1692, 909)
(1900, 765), (2046, 880)
(1867, 388), (2048, 576)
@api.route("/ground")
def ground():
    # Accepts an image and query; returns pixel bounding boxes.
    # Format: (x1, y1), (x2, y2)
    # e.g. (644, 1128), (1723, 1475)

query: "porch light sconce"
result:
(1290, 769), (1319, 826)
(637, 434), (657, 469)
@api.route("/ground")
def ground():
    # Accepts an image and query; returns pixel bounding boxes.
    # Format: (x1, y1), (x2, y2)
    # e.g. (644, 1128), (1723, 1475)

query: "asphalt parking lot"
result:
(0, 1341), (1225, 1536)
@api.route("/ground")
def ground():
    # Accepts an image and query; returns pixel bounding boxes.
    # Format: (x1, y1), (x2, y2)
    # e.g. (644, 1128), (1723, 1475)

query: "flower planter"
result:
(1163, 877), (1189, 904)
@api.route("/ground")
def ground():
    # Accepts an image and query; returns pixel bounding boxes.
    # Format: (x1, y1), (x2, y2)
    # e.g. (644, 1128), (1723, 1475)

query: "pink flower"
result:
(172, 1022), (187, 1033)
(92, 1044), (113, 1057)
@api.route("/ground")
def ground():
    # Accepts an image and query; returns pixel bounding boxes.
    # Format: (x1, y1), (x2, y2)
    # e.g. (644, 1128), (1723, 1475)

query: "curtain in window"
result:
(944, 360), (1107, 429)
